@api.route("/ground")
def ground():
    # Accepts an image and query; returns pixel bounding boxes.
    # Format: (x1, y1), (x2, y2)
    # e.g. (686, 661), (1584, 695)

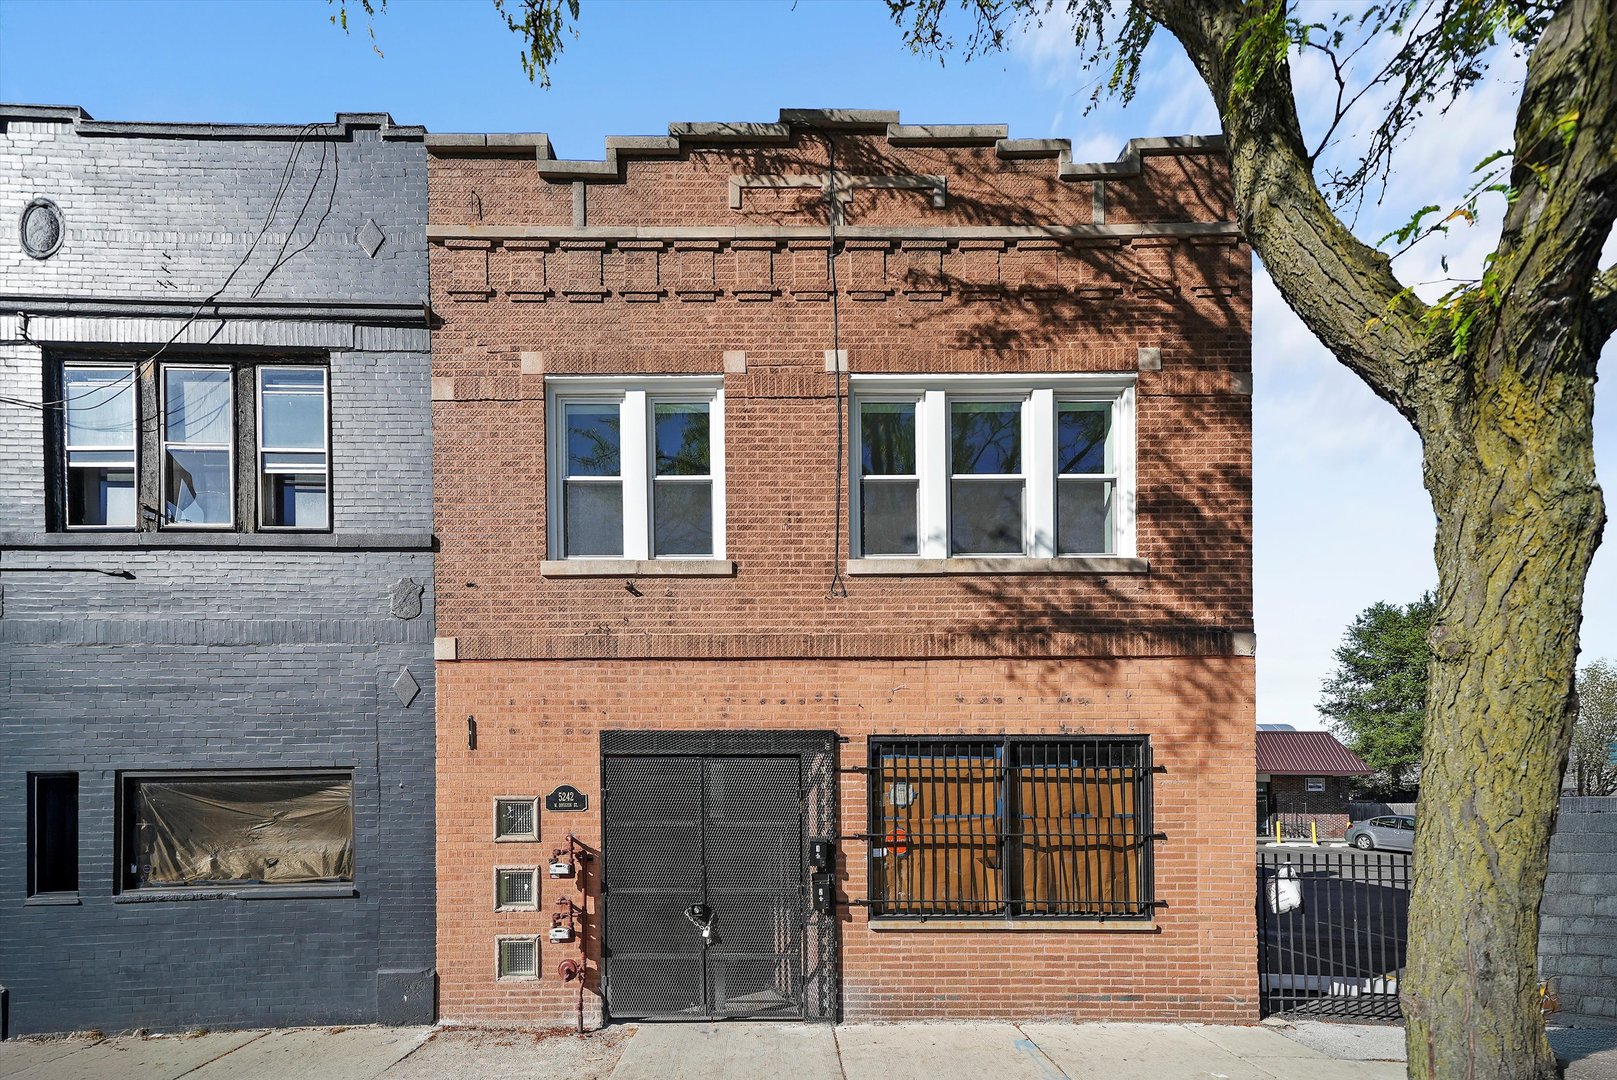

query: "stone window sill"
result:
(868, 917), (1158, 932)
(113, 885), (357, 903)
(846, 556), (1148, 575)
(540, 559), (736, 578)
(23, 892), (81, 906)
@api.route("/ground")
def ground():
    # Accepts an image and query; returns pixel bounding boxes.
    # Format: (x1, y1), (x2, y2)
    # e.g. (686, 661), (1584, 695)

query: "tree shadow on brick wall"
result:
(695, 130), (1255, 728)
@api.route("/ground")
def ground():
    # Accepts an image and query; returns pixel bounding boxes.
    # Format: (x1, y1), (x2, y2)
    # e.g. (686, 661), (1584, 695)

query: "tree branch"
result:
(1494, 0), (1617, 367)
(1135, 0), (1432, 418)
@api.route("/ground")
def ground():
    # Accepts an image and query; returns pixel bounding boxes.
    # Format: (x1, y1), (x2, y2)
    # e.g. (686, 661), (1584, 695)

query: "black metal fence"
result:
(1257, 848), (1409, 1019)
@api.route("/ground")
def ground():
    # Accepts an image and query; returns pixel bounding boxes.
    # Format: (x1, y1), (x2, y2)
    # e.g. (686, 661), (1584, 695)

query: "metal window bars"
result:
(867, 737), (1155, 920)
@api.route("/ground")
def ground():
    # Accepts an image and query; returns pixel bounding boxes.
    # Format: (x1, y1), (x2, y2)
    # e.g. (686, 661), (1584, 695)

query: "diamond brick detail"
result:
(358, 218), (386, 258)
(392, 667), (420, 707)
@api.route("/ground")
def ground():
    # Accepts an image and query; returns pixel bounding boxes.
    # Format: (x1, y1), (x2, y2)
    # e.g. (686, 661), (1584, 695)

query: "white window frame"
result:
(849, 374), (1136, 560)
(546, 376), (726, 561)
(61, 362), (138, 531)
(494, 866), (540, 911)
(1305, 777), (1327, 794)
(852, 393), (925, 557)
(256, 365), (331, 531)
(159, 363), (235, 530)
(495, 935), (540, 980)
(493, 796), (539, 842)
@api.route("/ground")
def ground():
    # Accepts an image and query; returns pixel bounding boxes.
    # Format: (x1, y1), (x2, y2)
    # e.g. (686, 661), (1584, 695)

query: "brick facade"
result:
(1262, 774), (1356, 839)
(428, 110), (1254, 1025)
(1539, 796), (1617, 1027)
(0, 108), (436, 1034)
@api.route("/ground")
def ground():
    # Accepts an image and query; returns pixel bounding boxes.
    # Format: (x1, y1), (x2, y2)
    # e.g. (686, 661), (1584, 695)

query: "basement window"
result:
(546, 377), (725, 560)
(120, 773), (353, 890)
(495, 867), (539, 911)
(494, 797), (538, 841)
(868, 737), (1154, 920)
(497, 936), (539, 979)
(28, 773), (79, 897)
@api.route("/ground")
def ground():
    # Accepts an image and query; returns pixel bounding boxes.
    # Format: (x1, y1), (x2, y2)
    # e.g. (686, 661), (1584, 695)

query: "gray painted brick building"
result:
(1541, 797), (1617, 1028)
(0, 106), (435, 1035)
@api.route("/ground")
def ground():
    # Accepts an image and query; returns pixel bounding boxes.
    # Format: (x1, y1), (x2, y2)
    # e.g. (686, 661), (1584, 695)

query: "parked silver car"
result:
(1345, 815), (1415, 852)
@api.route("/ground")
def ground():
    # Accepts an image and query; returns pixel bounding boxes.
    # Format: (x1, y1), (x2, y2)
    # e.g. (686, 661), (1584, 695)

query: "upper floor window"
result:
(547, 377), (725, 560)
(63, 364), (137, 528)
(258, 367), (330, 530)
(161, 365), (234, 527)
(852, 375), (1135, 560)
(54, 358), (332, 533)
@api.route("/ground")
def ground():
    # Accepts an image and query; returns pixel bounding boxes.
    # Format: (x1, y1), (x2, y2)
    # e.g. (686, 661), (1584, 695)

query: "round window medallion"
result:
(20, 198), (64, 260)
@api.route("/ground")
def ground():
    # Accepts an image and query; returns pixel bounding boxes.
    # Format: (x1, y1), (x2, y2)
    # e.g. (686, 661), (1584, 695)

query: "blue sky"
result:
(4, 0), (1611, 727)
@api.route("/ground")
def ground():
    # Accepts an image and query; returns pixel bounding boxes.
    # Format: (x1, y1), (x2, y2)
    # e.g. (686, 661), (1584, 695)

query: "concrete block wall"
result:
(0, 107), (435, 1035)
(1541, 796), (1617, 1027)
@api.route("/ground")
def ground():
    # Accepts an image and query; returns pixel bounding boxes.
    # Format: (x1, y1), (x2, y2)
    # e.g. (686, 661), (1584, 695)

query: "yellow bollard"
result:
(1274, 821), (1283, 845)
(1310, 821), (1320, 846)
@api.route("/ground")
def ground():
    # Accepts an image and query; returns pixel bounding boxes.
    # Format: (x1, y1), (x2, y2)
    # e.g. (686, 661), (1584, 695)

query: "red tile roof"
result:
(1256, 730), (1372, 776)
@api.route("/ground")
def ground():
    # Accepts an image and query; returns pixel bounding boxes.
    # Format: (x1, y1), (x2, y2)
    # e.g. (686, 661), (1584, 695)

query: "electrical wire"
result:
(822, 126), (849, 600)
(0, 122), (327, 419)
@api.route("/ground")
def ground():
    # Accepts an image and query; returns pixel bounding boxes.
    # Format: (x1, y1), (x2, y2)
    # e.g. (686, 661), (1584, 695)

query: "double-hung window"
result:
(258, 366), (330, 529)
(62, 364), (137, 528)
(868, 736), (1154, 920)
(852, 376), (1135, 561)
(53, 358), (333, 533)
(548, 377), (725, 561)
(1056, 401), (1117, 555)
(949, 399), (1025, 554)
(161, 365), (235, 527)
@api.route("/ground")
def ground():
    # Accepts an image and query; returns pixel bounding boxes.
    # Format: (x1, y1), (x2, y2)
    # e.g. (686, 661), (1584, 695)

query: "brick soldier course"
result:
(0, 107), (436, 1034)
(428, 109), (1255, 1026)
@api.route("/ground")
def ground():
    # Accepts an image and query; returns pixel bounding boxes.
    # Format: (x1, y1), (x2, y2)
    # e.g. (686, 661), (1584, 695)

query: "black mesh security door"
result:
(704, 756), (803, 1018)
(601, 756), (706, 1018)
(601, 731), (838, 1023)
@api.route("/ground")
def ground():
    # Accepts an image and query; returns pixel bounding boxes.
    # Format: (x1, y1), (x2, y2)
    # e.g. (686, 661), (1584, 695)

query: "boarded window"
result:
(123, 774), (353, 888)
(869, 738), (1152, 920)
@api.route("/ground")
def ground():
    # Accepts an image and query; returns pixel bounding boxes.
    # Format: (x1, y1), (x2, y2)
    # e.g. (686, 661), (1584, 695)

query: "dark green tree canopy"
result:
(1319, 592), (1435, 795)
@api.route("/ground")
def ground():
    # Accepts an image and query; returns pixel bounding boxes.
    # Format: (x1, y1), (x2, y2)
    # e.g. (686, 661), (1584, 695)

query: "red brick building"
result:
(426, 109), (1254, 1027)
(1256, 729), (1373, 838)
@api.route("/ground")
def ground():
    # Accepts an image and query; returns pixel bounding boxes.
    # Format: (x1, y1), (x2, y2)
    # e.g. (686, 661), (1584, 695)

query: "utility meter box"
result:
(811, 871), (834, 913)
(549, 924), (574, 943)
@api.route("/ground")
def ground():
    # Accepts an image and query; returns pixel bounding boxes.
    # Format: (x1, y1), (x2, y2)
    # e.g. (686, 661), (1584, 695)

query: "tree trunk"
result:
(1402, 336), (1605, 1079)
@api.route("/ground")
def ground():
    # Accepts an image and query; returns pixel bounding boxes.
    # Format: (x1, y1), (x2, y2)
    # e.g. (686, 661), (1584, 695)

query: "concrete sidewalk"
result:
(1, 1020), (1612, 1079)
